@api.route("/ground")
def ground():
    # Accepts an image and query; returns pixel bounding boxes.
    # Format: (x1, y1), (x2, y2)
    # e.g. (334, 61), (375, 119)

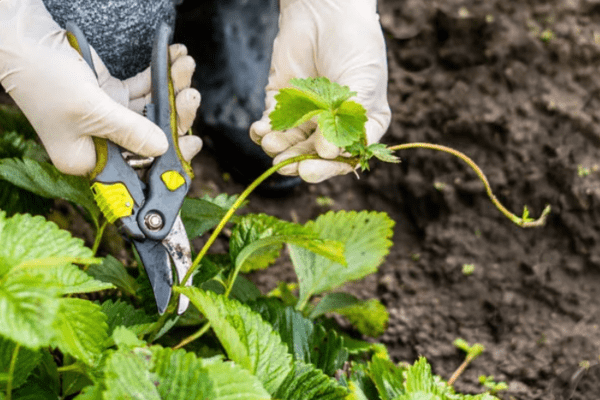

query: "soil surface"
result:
(3, 1), (600, 399)
(188, 1), (600, 398)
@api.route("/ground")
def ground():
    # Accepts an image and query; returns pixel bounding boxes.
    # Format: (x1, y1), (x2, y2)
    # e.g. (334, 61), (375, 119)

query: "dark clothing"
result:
(42, 0), (176, 79)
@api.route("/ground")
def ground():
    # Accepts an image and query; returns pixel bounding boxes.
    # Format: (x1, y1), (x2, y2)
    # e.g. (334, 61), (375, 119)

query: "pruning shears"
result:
(66, 21), (194, 315)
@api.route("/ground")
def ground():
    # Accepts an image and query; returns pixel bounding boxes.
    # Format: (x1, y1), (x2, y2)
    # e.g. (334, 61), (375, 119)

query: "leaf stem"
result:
(5, 343), (20, 400)
(389, 143), (551, 228)
(173, 322), (211, 350)
(91, 219), (108, 257)
(57, 363), (84, 373)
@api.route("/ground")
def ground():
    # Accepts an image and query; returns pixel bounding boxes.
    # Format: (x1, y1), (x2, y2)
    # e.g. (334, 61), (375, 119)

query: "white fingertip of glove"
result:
(313, 128), (341, 159)
(249, 118), (271, 144)
(176, 88), (201, 136)
(260, 127), (307, 156)
(171, 55), (195, 94)
(178, 135), (203, 163)
(298, 159), (354, 183)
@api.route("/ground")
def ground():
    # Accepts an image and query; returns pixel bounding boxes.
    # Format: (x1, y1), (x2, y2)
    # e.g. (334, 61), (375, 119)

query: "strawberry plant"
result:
(0, 79), (525, 399)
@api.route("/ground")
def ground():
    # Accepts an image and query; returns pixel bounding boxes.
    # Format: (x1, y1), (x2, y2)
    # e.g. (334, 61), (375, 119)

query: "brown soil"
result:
(189, 1), (600, 398)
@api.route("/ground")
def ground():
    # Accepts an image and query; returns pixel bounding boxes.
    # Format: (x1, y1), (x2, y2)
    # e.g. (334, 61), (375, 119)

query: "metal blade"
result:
(162, 215), (193, 314)
(133, 238), (173, 314)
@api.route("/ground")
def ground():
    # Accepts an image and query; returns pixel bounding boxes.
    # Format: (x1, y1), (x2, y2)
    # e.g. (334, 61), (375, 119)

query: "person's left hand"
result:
(250, 0), (391, 183)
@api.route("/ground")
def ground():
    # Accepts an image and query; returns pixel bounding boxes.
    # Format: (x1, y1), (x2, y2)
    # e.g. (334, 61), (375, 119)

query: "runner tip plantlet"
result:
(270, 77), (399, 171)
(270, 77), (551, 228)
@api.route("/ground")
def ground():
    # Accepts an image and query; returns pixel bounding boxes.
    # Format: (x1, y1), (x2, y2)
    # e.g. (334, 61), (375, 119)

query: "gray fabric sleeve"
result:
(42, 0), (177, 80)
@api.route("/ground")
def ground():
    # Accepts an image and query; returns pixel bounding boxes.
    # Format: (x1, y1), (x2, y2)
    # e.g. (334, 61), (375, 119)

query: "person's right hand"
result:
(0, 0), (202, 176)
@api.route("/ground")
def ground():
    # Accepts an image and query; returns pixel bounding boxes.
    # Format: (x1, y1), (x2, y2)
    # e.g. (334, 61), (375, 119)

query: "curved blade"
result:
(162, 215), (193, 314)
(133, 238), (173, 315)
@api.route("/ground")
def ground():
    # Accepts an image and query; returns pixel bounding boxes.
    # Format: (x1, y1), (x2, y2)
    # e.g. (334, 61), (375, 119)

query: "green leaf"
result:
(0, 181), (52, 217)
(0, 336), (42, 390)
(270, 87), (326, 131)
(330, 297), (389, 338)
(26, 263), (113, 295)
(317, 102), (368, 148)
(150, 346), (215, 399)
(181, 194), (243, 239)
(274, 360), (349, 400)
(100, 300), (155, 337)
(203, 357), (271, 400)
(230, 214), (345, 273)
(0, 212), (93, 275)
(73, 384), (103, 400)
(229, 275), (262, 303)
(175, 286), (292, 394)
(0, 131), (48, 162)
(0, 274), (60, 349)
(368, 354), (406, 400)
(102, 347), (161, 400)
(10, 374), (60, 400)
(0, 159), (100, 225)
(310, 292), (361, 318)
(290, 77), (356, 109)
(250, 298), (348, 376)
(87, 256), (138, 296)
(290, 211), (394, 307)
(112, 326), (146, 348)
(367, 144), (400, 164)
(51, 298), (108, 366)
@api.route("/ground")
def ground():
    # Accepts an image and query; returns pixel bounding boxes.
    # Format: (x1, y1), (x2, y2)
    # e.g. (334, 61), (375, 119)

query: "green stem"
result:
(6, 343), (20, 400)
(173, 322), (211, 350)
(91, 219), (108, 256)
(57, 363), (84, 374)
(389, 143), (551, 228)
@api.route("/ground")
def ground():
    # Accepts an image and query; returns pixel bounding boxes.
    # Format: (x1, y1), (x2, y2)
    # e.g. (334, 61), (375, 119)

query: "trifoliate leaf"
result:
(0, 274), (60, 349)
(290, 77), (356, 109)
(203, 357), (271, 400)
(250, 298), (348, 376)
(274, 360), (349, 400)
(0, 336), (42, 390)
(290, 211), (394, 307)
(230, 213), (345, 273)
(51, 298), (108, 366)
(175, 287), (292, 394)
(87, 256), (137, 296)
(0, 159), (100, 225)
(270, 87), (326, 131)
(100, 300), (155, 337)
(180, 194), (243, 240)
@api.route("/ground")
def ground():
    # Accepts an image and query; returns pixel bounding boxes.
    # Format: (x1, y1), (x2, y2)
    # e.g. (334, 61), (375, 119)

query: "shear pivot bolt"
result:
(145, 213), (164, 231)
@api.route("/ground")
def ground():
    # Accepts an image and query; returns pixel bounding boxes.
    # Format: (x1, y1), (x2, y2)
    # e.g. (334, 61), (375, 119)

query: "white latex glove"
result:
(0, 0), (202, 176)
(250, 0), (391, 183)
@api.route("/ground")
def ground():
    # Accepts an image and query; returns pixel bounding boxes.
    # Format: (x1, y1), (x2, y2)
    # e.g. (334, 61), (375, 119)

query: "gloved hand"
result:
(250, 0), (391, 183)
(0, 0), (202, 176)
